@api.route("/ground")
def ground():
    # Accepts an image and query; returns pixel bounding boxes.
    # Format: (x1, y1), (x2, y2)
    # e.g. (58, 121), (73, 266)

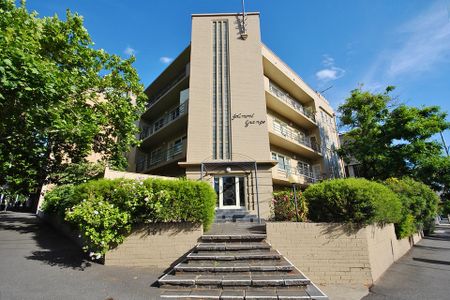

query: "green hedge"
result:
(385, 177), (439, 238)
(271, 190), (308, 222)
(303, 178), (402, 226)
(42, 178), (216, 256)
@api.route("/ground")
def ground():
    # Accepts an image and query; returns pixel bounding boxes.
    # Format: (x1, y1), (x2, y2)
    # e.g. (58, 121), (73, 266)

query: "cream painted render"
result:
(131, 13), (344, 219)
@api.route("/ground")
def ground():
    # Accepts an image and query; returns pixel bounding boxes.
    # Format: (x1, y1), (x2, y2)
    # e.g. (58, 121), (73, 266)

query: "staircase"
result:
(214, 209), (259, 223)
(159, 224), (328, 299)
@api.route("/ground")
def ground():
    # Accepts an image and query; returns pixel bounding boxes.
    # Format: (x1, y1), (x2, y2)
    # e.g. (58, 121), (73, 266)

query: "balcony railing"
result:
(146, 70), (187, 109)
(136, 142), (185, 173)
(268, 81), (316, 121)
(140, 101), (188, 140)
(276, 167), (321, 183)
(272, 121), (320, 152)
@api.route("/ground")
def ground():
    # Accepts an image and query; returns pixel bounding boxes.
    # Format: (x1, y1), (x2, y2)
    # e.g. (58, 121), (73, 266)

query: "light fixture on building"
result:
(226, 167), (232, 173)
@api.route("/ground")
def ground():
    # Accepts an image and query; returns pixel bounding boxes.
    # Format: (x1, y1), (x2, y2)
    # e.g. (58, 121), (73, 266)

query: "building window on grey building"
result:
(212, 20), (231, 160)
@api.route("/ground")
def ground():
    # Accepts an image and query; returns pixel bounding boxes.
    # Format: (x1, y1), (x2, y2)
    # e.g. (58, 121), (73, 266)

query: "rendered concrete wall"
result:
(266, 222), (422, 285)
(103, 167), (175, 181)
(104, 223), (202, 267)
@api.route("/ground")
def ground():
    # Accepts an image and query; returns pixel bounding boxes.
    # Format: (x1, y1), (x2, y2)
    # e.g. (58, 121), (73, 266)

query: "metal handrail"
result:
(272, 121), (320, 152)
(140, 101), (188, 140)
(269, 81), (316, 121)
(146, 70), (187, 109)
(136, 142), (185, 172)
(277, 167), (321, 183)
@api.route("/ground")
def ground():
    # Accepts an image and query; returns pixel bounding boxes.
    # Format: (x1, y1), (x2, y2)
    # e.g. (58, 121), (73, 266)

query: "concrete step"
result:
(214, 216), (259, 223)
(161, 285), (328, 299)
(174, 258), (294, 273)
(158, 273), (310, 288)
(196, 242), (271, 251)
(201, 234), (266, 242)
(187, 250), (281, 261)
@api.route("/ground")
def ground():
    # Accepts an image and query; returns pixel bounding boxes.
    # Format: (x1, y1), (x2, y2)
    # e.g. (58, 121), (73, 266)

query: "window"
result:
(272, 152), (290, 172)
(153, 118), (164, 131)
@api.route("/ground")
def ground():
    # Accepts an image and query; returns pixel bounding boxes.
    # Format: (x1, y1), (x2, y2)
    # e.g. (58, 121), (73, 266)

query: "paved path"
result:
(363, 224), (450, 300)
(0, 212), (162, 300)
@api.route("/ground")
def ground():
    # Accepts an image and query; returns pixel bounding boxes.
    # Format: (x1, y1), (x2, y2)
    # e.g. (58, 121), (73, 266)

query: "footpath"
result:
(362, 224), (450, 300)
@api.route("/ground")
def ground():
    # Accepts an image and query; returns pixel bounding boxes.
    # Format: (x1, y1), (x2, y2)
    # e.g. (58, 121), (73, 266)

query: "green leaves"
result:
(0, 0), (147, 196)
(338, 86), (450, 190)
(303, 178), (402, 226)
(42, 178), (216, 256)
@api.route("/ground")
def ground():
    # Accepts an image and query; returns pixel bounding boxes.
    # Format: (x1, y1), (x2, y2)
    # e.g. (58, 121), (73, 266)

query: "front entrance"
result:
(214, 176), (245, 209)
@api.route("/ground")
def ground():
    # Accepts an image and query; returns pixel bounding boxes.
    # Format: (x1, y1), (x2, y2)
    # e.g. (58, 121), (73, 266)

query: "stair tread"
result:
(160, 287), (321, 299)
(201, 234), (267, 241)
(188, 250), (280, 261)
(196, 242), (271, 251)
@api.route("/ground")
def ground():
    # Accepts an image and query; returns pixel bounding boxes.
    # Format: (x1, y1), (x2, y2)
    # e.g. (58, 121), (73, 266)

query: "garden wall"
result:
(266, 222), (421, 285)
(104, 222), (202, 268)
(103, 167), (175, 181)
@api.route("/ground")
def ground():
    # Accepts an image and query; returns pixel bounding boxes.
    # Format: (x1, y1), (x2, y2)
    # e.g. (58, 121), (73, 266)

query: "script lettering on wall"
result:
(231, 113), (266, 128)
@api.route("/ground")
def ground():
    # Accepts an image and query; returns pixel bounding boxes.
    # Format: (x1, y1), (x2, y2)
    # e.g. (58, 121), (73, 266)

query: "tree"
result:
(0, 1), (146, 204)
(338, 86), (450, 192)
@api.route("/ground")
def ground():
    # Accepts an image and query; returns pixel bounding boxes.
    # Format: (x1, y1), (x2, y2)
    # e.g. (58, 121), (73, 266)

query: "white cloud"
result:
(316, 68), (344, 81)
(387, 3), (450, 77)
(159, 56), (174, 64)
(316, 54), (345, 82)
(322, 54), (335, 67)
(364, 2), (450, 84)
(124, 46), (136, 56)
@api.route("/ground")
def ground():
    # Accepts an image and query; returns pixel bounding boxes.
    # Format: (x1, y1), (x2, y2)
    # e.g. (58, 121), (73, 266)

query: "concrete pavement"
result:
(0, 212), (163, 300)
(363, 224), (450, 300)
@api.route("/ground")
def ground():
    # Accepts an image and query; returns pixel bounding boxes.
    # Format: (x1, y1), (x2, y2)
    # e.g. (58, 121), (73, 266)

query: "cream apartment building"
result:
(131, 12), (344, 219)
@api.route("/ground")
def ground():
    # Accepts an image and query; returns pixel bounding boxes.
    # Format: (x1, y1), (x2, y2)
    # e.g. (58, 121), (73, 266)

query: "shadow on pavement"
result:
(0, 212), (92, 270)
(412, 257), (450, 266)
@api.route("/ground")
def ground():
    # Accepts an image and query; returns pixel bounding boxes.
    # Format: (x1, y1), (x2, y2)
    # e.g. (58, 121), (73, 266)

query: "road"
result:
(0, 212), (162, 300)
(363, 224), (450, 300)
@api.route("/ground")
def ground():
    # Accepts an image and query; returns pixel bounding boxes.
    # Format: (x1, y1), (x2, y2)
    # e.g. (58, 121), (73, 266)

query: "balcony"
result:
(136, 141), (186, 173)
(268, 116), (322, 160)
(265, 78), (317, 129)
(273, 167), (321, 186)
(140, 101), (188, 142)
(146, 70), (187, 110)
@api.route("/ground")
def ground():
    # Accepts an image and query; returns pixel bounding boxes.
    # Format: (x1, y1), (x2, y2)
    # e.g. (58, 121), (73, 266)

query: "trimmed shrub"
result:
(271, 190), (308, 221)
(43, 178), (216, 256)
(385, 177), (439, 237)
(303, 178), (402, 226)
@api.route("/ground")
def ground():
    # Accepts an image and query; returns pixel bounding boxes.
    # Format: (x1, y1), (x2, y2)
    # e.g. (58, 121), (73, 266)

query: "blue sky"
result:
(26, 0), (450, 146)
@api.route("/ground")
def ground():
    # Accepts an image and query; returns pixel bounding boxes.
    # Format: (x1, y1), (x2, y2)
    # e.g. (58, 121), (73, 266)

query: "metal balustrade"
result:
(136, 142), (185, 173)
(146, 70), (187, 109)
(276, 167), (321, 183)
(268, 81), (316, 121)
(140, 101), (188, 140)
(272, 120), (320, 152)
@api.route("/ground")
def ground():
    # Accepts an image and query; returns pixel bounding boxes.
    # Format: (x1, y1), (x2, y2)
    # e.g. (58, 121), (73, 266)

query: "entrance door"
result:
(214, 176), (245, 209)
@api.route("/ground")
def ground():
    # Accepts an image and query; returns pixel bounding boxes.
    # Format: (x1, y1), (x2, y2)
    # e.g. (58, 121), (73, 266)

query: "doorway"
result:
(214, 176), (245, 209)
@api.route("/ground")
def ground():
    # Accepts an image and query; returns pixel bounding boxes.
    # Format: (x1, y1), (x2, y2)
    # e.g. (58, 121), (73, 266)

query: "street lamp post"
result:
(288, 175), (300, 222)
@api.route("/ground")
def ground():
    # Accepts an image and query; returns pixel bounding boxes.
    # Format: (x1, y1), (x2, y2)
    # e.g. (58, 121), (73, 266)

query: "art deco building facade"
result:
(129, 13), (343, 219)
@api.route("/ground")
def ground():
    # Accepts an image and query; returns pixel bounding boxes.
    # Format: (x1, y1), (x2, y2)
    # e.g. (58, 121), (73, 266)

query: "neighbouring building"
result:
(339, 133), (362, 178)
(129, 12), (344, 219)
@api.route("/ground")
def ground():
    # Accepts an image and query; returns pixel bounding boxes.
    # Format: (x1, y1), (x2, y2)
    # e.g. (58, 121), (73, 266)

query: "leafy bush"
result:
(43, 178), (216, 256)
(385, 178), (439, 237)
(41, 184), (77, 216)
(303, 178), (402, 226)
(271, 190), (308, 221)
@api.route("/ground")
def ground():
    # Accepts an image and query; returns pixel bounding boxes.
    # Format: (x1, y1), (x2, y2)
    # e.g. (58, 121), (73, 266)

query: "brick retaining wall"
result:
(104, 223), (202, 267)
(266, 222), (421, 285)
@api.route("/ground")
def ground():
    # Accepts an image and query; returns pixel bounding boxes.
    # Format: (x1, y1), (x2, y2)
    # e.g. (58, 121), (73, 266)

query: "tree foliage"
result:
(338, 86), (450, 193)
(0, 1), (146, 196)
